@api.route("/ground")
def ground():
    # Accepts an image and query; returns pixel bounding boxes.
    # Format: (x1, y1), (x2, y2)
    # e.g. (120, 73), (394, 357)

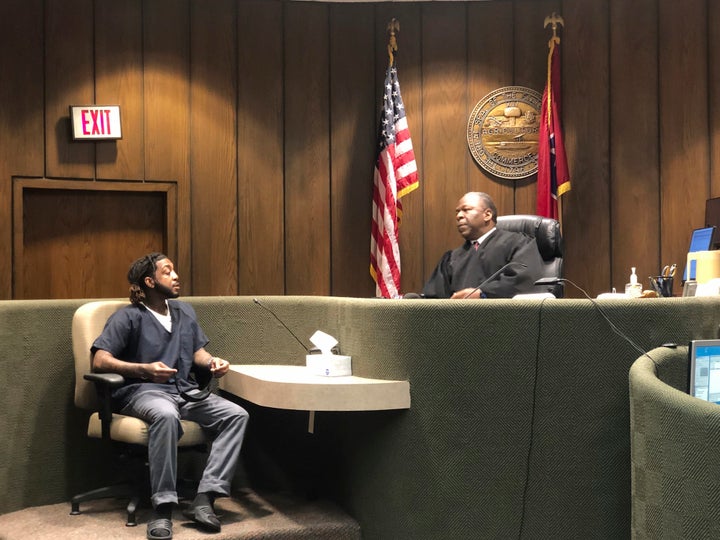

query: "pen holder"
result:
(652, 275), (674, 297)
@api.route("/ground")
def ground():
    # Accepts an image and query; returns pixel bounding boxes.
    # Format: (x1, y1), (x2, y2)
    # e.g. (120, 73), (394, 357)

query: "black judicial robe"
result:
(422, 229), (543, 299)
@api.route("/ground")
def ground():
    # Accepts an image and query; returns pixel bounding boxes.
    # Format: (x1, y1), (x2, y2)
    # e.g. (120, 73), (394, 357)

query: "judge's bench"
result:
(1, 295), (718, 538)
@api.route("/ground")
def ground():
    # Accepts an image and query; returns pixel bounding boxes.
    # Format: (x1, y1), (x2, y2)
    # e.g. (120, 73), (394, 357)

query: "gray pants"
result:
(121, 389), (249, 508)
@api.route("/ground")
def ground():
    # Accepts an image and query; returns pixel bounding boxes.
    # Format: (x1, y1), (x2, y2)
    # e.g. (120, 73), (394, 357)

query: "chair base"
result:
(70, 483), (141, 526)
(70, 478), (199, 527)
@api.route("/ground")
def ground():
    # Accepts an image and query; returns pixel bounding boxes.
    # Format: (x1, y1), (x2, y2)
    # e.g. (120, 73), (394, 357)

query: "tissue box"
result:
(306, 354), (352, 377)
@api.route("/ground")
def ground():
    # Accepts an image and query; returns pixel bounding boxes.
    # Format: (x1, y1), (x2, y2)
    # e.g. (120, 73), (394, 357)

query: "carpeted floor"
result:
(0, 489), (361, 540)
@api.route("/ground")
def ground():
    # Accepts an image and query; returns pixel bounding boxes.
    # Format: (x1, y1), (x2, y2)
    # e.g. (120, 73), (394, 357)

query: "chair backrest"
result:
(73, 300), (128, 410)
(496, 214), (564, 297)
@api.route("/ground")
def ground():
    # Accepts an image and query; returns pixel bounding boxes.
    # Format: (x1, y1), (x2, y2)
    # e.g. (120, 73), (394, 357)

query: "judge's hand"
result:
(451, 288), (482, 299)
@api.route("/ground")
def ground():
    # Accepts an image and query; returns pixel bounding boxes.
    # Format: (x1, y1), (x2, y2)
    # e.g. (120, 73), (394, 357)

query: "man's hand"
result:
(451, 288), (482, 299)
(209, 357), (230, 378)
(144, 361), (177, 383)
(93, 349), (177, 383)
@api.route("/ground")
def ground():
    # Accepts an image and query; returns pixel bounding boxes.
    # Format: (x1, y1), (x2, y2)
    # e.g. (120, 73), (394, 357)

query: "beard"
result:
(153, 281), (180, 299)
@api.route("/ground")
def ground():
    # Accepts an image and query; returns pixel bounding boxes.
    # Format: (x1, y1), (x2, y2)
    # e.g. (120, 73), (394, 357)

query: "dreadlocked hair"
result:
(128, 283), (145, 305)
(127, 252), (167, 305)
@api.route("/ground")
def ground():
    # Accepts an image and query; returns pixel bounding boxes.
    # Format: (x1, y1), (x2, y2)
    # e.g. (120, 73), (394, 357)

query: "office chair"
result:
(496, 214), (564, 297)
(70, 300), (208, 526)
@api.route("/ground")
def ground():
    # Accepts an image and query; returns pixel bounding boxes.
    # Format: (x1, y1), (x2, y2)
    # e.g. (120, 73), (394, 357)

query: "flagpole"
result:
(544, 12), (565, 231)
(387, 18), (399, 68)
(370, 18), (419, 298)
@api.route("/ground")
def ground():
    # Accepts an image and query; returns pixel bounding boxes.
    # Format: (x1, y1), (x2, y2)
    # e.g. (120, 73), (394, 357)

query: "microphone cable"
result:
(517, 295), (550, 539)
(518, 281), (659, 537)
(540, 278), (659, 369)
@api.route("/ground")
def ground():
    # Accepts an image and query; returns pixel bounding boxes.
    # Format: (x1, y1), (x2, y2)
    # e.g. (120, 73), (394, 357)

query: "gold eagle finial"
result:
(543, 12), (564, 47)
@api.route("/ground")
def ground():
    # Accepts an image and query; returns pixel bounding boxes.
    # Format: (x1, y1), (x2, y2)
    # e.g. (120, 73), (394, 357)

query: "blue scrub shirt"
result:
(91, 300), (209, 410)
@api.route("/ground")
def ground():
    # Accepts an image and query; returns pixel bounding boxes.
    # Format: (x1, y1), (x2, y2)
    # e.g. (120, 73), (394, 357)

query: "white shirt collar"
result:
(143, 301), (172, 332)
(472, 227), (496, 247)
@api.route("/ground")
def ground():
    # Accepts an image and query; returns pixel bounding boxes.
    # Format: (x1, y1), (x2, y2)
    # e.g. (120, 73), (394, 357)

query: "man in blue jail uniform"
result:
(92, 252), (248, 540)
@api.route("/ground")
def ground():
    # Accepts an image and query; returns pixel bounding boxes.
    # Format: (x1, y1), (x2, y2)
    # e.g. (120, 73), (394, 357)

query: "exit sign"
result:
(70, 105), (122, 140)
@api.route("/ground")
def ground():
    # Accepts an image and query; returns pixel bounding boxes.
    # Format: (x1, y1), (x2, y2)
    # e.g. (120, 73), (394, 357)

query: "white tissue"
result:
(309, 330), (339, 355)
(307, 330), (351, 376)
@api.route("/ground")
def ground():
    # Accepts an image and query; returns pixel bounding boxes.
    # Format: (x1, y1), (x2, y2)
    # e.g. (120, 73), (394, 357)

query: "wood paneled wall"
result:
(1, 0), (719, 299)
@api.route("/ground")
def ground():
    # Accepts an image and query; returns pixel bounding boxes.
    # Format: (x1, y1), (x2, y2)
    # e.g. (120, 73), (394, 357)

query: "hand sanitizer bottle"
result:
(625, 267), (642, 298)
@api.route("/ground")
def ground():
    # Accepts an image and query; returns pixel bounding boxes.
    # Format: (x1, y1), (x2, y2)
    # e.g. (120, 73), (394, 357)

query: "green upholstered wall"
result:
(0, 299), (100, 512)
(310, 299), (542, 539)
(522, 299), (718, 538)
(307, 298), (720, 540)
(630, 346), (720, 539)
(1, 296), (719, 539)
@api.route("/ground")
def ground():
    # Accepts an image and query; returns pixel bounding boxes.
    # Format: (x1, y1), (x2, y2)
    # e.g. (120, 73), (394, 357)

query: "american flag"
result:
(537, 37), (570, 220)
(370, 63), (419, 298)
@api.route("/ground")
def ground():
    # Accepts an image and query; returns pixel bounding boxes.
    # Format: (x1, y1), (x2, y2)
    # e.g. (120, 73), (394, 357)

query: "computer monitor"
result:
(705, 197), (720, 247)
(688, 339), (720, 404)
(683, 226), (716, 282)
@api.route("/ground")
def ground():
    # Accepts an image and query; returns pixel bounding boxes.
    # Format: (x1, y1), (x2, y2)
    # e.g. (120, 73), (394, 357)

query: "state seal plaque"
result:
(467, 86), (542, 180)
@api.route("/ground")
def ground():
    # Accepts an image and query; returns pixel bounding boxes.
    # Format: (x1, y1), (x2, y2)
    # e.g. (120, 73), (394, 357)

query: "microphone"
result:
(461, 261), (527, 298)
(534, 277), (562, 286)
(253, 298), (310, 352)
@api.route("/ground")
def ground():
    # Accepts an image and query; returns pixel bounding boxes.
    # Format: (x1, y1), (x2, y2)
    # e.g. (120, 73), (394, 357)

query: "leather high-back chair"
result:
(70, 300), (207, 526)
(496, 214), (564, 297)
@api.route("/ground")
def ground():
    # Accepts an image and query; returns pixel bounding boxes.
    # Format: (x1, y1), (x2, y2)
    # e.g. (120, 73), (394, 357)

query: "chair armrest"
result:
(84, 372), (125, 387)
(83, 372), (126, 441)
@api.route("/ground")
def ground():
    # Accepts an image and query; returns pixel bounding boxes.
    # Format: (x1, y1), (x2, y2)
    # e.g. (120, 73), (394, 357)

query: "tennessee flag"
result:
(537, 37), (570, 220)
(370, 62), (419, 298)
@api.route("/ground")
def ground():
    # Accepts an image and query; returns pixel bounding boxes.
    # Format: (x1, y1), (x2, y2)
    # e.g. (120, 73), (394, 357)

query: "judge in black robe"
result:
(422, 192), (544, 299)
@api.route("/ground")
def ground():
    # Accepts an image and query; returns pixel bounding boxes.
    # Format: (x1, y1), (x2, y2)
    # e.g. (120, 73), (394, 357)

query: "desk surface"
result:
(219, 364), (411, 411)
